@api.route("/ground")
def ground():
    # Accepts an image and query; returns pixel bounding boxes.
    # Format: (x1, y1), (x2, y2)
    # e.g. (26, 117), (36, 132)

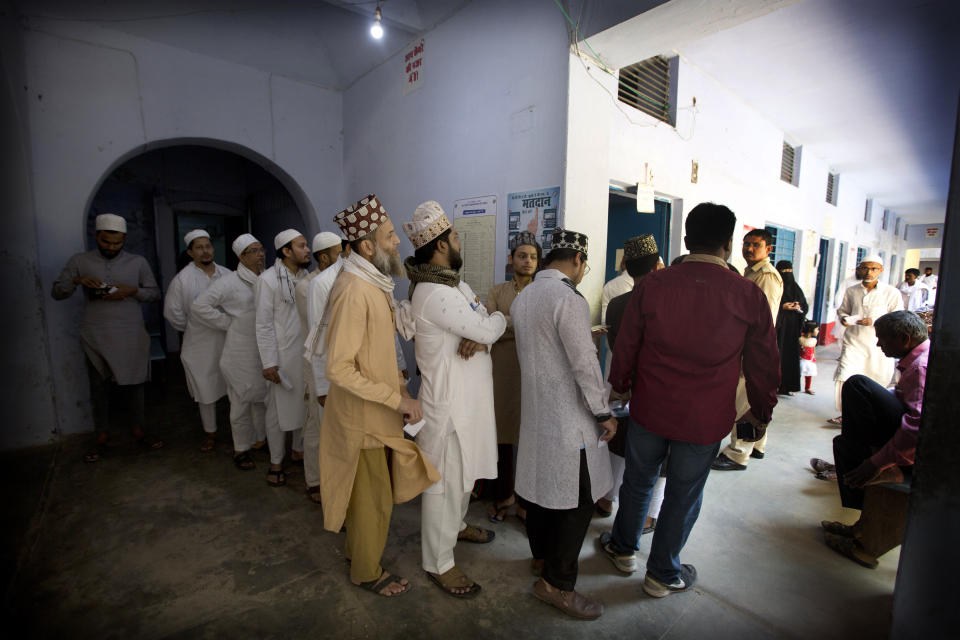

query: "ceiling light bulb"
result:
(371, 7), (383, 39)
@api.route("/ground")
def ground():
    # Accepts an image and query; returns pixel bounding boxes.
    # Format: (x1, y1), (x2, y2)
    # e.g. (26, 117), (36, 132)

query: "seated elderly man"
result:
(821, 310), (929, 568)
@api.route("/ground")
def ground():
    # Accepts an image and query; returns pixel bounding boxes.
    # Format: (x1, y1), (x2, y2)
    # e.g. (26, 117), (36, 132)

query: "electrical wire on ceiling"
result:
(554, 0), (698, 141)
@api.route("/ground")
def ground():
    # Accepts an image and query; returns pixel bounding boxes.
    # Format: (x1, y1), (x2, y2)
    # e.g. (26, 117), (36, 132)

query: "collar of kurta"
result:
(682, 253), (729, 269)
(537, 268), (583, 297)
(747, 257), (772, 273)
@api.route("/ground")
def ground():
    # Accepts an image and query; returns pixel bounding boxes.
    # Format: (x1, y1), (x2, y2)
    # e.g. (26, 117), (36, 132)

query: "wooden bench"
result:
(858, 479), (912, 559)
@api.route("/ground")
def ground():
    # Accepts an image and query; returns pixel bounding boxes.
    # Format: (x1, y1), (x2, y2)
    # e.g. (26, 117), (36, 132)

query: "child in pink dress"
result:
(800, 321), (819, 395)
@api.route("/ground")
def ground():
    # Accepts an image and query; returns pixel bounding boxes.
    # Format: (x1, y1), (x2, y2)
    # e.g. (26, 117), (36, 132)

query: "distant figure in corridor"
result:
(51, 213), (164, 462)
(774, 260), (808, 396)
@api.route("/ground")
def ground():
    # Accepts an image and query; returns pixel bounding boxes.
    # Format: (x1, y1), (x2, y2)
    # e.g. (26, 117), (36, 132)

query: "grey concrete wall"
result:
(891, 108), (960, 637)
(0, 5), (60, 449)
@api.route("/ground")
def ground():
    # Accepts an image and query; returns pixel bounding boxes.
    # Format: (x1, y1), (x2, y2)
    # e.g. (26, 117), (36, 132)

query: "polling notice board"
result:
(453, 195), (497, 296)
(505, 186), (561, 280)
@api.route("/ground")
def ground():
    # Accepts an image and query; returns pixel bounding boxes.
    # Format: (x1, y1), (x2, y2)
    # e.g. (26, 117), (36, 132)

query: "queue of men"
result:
(52, 201), (934, 619)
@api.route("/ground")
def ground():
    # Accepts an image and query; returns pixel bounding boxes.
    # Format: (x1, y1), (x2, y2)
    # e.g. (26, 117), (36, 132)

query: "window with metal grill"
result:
(856, 246), (867, 266)
(864, 199), (873, 223)
(618, 56), (672, 124)
(826, 173), (838, 205)
(765, 225), (797, 266)
(781, 142), (797, 185)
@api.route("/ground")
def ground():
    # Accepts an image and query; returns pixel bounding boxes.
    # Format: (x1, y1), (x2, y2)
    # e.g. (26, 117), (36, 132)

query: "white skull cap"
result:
(232, 233), (259, 257)
(95, 213), (127, 234)
(274, 229), (303, 251)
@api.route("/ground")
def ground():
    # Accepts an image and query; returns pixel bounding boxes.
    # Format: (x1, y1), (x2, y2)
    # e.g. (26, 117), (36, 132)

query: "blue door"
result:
(605, 192), (670, 282)
(812, 238), (830, 323)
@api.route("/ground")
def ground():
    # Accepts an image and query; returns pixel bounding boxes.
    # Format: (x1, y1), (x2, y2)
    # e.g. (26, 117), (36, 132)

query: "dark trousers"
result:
(834, 374), (906, 510)
(87, 357), (145, 438)
(493, 444), (517, 502)
(523, 450), (594, 591)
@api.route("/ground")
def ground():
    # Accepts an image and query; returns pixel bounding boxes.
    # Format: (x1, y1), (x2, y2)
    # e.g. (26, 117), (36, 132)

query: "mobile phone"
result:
(736, 421), (756, 441)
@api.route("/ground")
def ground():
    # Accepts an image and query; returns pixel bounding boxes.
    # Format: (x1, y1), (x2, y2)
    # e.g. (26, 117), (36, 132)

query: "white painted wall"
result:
(18, 18), (344, 441)
(565, 49), (922, 323)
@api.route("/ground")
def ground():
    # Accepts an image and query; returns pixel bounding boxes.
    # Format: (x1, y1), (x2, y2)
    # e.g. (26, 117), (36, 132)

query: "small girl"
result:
(800, 321), (819, 395)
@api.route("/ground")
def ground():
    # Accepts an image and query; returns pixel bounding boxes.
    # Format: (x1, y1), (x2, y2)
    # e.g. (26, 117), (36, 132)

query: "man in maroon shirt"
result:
(598, 203), (780, 598)
(821, 310), (929, 568)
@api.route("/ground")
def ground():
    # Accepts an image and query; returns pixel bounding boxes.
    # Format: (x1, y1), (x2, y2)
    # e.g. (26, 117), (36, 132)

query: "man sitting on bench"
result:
(821, 310), (929, 567)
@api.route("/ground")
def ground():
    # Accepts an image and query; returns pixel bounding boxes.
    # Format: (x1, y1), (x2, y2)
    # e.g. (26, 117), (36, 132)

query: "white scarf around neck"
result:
(343, 251), (396, 293)
(236, 263), (258, 287)
(274, 257), (300, 304)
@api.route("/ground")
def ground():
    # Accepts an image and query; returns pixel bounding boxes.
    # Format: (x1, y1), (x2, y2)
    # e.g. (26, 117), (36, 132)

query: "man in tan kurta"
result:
(714, 228), (784, 470)
(485, 230), (540, 522)
(321, 195), (439, 597)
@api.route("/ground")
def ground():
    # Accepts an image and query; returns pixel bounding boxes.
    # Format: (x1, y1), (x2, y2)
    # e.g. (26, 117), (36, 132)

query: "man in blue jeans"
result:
(601, 203), (780, 597)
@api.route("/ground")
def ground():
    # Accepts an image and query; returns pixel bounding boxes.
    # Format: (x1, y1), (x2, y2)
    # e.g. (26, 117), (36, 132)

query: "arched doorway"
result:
(85, 142), (312, 358)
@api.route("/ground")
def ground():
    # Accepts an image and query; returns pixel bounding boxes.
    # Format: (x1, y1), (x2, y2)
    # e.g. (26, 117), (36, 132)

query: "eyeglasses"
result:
(584, 263), (591, 275)
(242, 247), (265, 256)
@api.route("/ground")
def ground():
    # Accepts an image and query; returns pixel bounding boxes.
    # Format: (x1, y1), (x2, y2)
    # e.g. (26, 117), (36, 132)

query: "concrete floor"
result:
(3, 344), (898, 639)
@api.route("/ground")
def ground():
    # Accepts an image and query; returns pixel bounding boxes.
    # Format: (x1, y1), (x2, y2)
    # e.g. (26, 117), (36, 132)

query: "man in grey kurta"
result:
(512, 228), (616, 620)
(51, 213), (163, 461)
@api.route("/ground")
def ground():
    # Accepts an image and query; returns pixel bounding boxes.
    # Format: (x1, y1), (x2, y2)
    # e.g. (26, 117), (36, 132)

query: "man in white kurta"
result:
(512, 228), (617, 620)
(256, 229), (311, 486)
(191, 234), (267, 470)
(163, 229), (231, 449)
(294, 231), (343, 499)
(834, 256), (904, 409)
(397, 201), (506, 598)
(831, 265), (866, 343)
(897, 269), (932, 311)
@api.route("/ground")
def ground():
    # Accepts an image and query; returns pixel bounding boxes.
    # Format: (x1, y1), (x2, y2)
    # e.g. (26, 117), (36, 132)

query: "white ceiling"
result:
(587, 0), (960, 223)
(20, 0), (468, 89)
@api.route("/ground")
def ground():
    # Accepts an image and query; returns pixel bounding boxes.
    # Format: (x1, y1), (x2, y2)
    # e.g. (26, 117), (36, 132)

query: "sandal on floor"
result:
(266, 468), (286, 487)
(824, 532), (878, 569)
(84, 444), (105, 463)
(233, 451), (255, 470)
(200, 435), (216, 452)
(250, 440), (266, 451)
(488, 499), (513, 523)
(356, 570), (410, 597)
(306, 485), (322, 504)
(135, 435), (164, 451)
(458, 524), (495, 544)
(826, 416), (843, 426)
(426, 567), (482, 599)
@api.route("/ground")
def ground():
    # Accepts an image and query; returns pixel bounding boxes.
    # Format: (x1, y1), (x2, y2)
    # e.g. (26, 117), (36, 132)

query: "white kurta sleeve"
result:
(555, 294), (610, 417)
(255, 275), (280, 369)
(837, 287), (856, 324)
(191, 279), (233, 332)
(418, 286), (507, 345)
(163, 274), (188, 331)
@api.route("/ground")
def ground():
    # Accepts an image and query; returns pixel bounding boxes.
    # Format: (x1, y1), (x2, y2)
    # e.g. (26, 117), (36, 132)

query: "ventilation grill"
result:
(781, 142), (796, 184)
(894, 218), (901, 236)
(617, 56), (671, 124)
(826, 173), (838, 205)
(864, 199), (873, 223)
(882, 209), (891, 230)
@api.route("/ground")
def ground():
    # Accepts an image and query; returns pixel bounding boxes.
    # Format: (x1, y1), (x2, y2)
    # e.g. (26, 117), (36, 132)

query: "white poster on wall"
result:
(452, 195), (497, 218)
(403, 38), (424, 95)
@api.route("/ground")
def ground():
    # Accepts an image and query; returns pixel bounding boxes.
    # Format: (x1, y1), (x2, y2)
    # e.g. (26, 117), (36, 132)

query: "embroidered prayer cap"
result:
(184, 229), (210, 248)
(551, 228), (589, 258)
(232, 233), (259, 257)
(312, 231), (341, 253)
(274, 228), (304, 251)
(402, 200), (452, 249)
(623, 234), (658, 261)
(510, 231), (540, 252)
(95, 213), (127, 234)
(860, 254), (884, 267)
(334, 194), (387, 242)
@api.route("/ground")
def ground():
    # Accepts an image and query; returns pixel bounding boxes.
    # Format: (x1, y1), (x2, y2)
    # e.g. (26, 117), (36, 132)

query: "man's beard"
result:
(372, 245), (404, 277)
(449, 248), (463, 272)
(299, 257), (312, 269)
(98, 246), (120, 259)
(200, 258), (214, 266)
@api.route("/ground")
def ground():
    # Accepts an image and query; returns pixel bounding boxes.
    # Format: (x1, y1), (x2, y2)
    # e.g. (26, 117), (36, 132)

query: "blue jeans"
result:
(610, 418), (720, 583)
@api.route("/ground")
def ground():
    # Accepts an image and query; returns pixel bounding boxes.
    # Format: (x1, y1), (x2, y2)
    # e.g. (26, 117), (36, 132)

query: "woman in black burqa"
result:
(775, 260), (809, 394)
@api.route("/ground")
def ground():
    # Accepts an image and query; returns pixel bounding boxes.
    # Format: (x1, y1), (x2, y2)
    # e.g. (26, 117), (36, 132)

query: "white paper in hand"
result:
(403, 419), (426, 437)
(277, 370), (294, 391)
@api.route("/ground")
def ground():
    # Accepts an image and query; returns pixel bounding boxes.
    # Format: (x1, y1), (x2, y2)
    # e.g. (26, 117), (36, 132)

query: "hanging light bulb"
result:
(370, 5), (384, 39)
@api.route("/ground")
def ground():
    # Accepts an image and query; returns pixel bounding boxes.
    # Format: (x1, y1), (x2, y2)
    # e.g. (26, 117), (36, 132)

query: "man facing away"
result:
(712, 227), (783, 471)
(294, 231), (343, 502)
(163, 229), (231, 451)
(833, 256), (904, 411)
(320, 195), (439, 597)
(51, 213), (164, 461)
(256, 229), (311, 487)
(512, 228), (617, 620)
(191, 234), (267, 470)
(821, 310), (929, 568)
(397, 201), (505, 598)
(601, 203), (779, 598)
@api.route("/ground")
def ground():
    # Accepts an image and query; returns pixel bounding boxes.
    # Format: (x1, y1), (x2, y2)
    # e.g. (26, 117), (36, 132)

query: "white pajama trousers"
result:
(199, 402), (217, 434)
(264, 395), (302, 466)
(226, 387), (265, 452)
(421, 432), (472, 575)
(303, 400), (322, 488)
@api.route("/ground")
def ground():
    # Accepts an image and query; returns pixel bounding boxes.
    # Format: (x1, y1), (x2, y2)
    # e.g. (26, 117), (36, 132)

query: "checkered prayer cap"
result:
(334, 194), (387, 242)
(623, 234), (658, 261)
(510, 231), (539, 251)
(551, 228), (588, 258)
